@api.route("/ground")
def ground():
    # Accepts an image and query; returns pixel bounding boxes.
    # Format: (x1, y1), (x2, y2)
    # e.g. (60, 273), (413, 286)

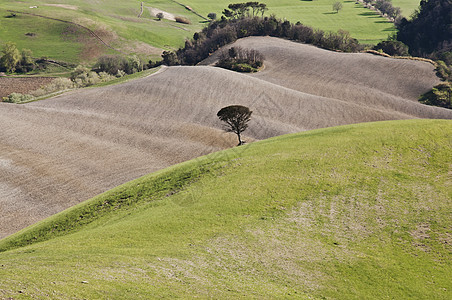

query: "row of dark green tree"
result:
(395, 0), (451, 108)
(161, 5), (361, 67)
(363, 0), (402, 21)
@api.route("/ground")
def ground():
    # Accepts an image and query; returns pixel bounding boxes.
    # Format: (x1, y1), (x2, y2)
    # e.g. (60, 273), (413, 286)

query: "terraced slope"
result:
(0, 120), (450, 299)
(0, 37), (450, 238)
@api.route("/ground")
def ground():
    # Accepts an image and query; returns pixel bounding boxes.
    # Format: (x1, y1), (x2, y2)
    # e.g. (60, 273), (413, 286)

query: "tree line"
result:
(160, 2), (361, 67)
(396, 0), (451, 109)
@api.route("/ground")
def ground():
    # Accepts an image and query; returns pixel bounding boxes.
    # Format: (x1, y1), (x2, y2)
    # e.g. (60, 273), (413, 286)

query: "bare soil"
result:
(0, 77), (55, 99)
(0, 37), (450, 238)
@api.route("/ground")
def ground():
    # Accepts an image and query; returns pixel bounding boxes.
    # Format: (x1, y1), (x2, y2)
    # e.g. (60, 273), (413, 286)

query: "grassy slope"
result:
(0, 119), (450, 299)
(0, 0), (204, 62)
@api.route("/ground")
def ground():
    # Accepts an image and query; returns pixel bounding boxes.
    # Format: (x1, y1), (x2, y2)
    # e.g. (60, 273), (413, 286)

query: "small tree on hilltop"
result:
(333, 2), (343, 13)
(217, 105), (252, 145)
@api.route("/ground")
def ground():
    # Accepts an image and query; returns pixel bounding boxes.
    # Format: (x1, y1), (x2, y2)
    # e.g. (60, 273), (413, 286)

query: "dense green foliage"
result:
(0, 120), (450, 298)
(419, 83), (452, 108)
(217, 104), (252, 145)
(0, 42), (29, 73)
(397, 0), (451, 57)
(216, 46), (264, 72)
(373, 40), (409, 56)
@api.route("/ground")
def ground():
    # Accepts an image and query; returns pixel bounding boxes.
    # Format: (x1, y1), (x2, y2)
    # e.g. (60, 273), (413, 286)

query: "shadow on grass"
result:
(359, 11), (379, 16)
(323, 12), (336, 15)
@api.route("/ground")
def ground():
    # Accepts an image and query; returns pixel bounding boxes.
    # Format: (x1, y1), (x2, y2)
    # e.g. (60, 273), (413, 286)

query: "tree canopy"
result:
(397, 0), (452, 56)
(0, 42), (21, 73)
(217, 105), (252, 145)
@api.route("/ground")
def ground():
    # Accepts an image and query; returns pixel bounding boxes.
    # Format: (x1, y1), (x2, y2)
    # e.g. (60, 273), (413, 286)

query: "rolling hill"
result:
(0, 36), (450, 239)
(0, 0), (402, 65)
(0, 119), (450, 299)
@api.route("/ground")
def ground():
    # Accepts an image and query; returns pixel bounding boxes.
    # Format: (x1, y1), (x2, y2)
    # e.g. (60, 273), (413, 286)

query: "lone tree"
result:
(0, 42), (21, 73)
(333, 1), (343, 13)
(217, 105), (252, 145)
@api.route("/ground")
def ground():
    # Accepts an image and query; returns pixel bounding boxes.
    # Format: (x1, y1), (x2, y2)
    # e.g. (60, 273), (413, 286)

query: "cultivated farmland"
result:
(0, 37), (450, 238)
(0, 77), (54, 98)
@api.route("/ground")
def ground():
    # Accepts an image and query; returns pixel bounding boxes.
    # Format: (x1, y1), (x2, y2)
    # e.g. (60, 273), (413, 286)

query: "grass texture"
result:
(0, 119), (450, 299)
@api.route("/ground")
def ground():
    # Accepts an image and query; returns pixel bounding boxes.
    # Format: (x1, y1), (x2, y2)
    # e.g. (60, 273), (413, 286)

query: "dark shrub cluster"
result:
(419, 83), (452, 109)
(216, 47), (264, 72)
(397, 0), (451, 57)
(94, 55), (144, 76)
(0, 42), (36, 74)
(374, 0), (402, 20)
(373, 40), (409, 56)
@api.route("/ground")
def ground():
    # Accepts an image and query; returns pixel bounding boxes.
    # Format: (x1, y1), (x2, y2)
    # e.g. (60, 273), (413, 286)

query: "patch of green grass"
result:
(392, 0), (420, 17)
(0, 119), (450, 298)
(0, 12), (83, 62)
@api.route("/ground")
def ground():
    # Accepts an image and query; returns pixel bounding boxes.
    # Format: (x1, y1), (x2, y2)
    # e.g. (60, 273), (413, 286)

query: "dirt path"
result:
(147, 7), (176, 21)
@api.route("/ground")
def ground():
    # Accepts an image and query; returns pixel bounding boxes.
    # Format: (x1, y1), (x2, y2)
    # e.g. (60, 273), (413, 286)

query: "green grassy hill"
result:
(0, 0), (204, 63)
(0, 0), (399, 66)
(0, 119), (450, 299)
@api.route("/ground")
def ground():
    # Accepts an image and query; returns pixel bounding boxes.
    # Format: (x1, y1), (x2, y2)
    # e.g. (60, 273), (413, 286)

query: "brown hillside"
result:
(1, 37), (450, 238)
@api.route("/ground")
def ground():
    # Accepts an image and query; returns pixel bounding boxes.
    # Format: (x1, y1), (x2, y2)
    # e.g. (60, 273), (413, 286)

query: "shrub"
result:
(0, 42), (21, 73)
(419, 83), (452, 109)
(216, 47), (264, 72)
(31, 78), (75, 97)
(95, 55), (142, 75)
(95, 55), (127, 75)
(435, 60), (452, 82)
(71, 65), (90, 80)
(208, 12), (217, 20)
(373, 40), (409, 56)
(2, 93), (33, 103)
(175, 16), (191, 24)
(156, 12), (164, 20)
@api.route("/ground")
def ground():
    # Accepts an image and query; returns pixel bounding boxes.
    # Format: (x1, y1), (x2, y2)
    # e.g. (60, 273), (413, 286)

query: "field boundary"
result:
(365, 49), (437, 66)
(168, 0), (209, 20)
